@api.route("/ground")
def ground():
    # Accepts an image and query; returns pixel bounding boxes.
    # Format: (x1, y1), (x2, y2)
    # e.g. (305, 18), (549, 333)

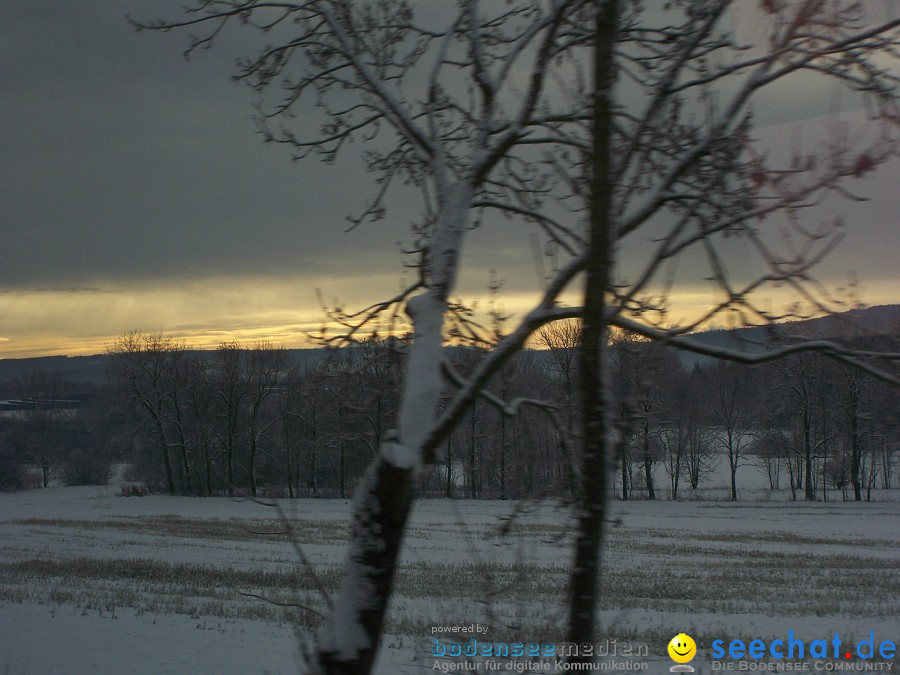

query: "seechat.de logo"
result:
(669, 633), (697, 673)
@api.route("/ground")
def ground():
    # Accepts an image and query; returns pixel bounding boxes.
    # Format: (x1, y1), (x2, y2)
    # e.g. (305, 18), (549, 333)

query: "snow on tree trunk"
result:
(316, 183), (473, 673)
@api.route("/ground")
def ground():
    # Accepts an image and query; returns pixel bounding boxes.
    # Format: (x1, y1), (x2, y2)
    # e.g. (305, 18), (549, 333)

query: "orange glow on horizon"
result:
(2, 273), (896, 360)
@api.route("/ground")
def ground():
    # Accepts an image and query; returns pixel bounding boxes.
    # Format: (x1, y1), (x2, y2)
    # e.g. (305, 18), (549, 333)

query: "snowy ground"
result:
(0, 486), (897, 674)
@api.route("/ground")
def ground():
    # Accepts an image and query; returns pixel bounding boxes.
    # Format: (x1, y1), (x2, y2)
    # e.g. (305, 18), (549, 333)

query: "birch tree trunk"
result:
(317, 183), (473, 673)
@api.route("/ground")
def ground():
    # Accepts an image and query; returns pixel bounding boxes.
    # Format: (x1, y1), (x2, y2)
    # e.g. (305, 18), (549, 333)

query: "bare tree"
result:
(183, 354), (216, 496)
(710, 361), (758, 501)
(213, 341), (248, 496)
(108, 332), (189, 495)
(274, 365), (305, 498)
(683, 366), (719, 491)
(244, 342), (286, 497)
(15, 370), (67, 488)
(775, 348), (834, 499)
(751, 431), (788, 491)
(538, 319), (581, 417)
(658, 361), (707, 499)
(138, 0), (900, 670)
(139, 3), (602, 668)
(300, 365), (326, 497)
(566, 0), (899, 646)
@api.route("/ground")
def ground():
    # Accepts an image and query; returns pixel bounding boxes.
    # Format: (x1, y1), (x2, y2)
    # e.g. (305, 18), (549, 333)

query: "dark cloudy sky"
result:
(1, 1), (897, 358)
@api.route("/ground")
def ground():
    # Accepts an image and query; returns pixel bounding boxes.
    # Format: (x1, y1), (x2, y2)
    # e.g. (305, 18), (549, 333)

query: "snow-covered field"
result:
(1, 486), (897, 674)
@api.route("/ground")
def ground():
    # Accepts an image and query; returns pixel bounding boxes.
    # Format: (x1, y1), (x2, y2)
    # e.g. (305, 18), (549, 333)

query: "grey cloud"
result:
(1, 1), (896, 307)
(1, 0), (415, 292)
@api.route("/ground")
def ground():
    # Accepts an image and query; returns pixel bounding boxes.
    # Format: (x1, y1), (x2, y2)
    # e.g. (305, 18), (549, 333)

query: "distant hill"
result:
(678, 304), (899, 366)
(1, 305), (896, 385)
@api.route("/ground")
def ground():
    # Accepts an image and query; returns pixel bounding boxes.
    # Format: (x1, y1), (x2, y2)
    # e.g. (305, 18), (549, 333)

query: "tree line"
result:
(1, 326), (895, 501)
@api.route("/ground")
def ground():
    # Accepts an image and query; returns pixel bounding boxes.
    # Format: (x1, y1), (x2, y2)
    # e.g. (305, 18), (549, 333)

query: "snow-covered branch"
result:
(613, 315), (900, 386)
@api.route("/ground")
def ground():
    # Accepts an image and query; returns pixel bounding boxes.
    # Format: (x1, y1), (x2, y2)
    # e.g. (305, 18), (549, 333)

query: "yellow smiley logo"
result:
(668, 633), (697, 663)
